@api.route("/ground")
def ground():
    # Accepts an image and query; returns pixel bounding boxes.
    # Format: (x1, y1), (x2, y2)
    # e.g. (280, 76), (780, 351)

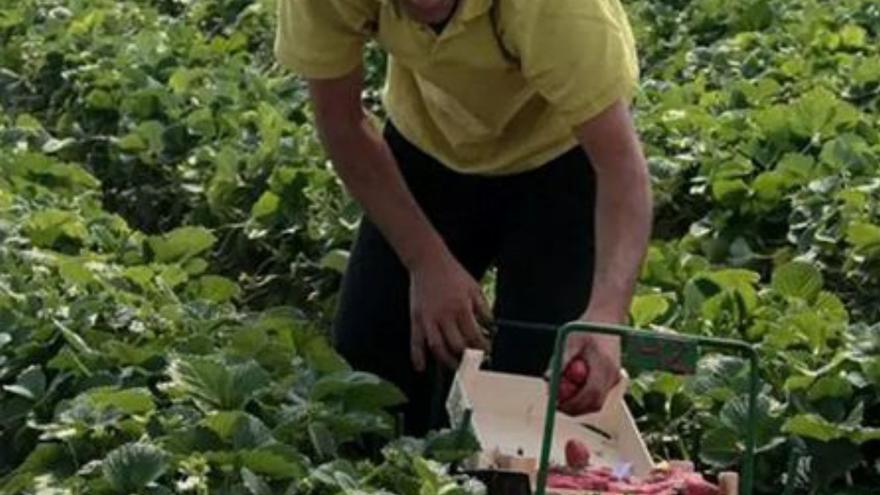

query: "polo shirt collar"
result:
(380, 0), (493, 23)
(460, 0), (492, 22)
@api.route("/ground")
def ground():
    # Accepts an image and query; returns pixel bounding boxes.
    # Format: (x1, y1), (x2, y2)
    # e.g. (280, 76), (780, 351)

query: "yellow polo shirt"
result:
(274, 0), (639, 175)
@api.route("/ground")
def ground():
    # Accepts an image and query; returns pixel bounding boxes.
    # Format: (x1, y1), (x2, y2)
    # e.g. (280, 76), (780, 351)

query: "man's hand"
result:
(409, 250), (491, 372)
(556, 305), (623, 415)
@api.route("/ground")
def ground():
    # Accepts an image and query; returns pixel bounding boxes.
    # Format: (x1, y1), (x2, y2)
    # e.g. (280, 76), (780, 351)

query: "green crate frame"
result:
(492, 320), (760, 495)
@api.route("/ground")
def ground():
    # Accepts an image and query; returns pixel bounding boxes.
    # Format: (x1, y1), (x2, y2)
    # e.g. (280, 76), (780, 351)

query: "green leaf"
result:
(14, 113), (43, 131)
(807, 375), (853, 402)
(203, 411), (273, 449)
(117, 133), (147, 152)
(629, 294), (670, 326)
(424, 428), (481, 463)
(148, 227), (217, 263)
(785, 310), (838, 352)
(772, 261), (824, 301)
(302, 336), (350, 374)
(819, 134), (872, 172)
(124, 265), (155, 289)
(86, 89), (115, 110)
(689, 355), (749, 400)
(14, 152), (100, 190)
(158, 264), (189, 288)
(683, 276), (722, 315)
(320, 249), (350, 274)
(790, 88), (860, 138)
(752, 171), (788, 203)
(104, 341), (157, 366)
(711, 178), (749, 204)
(167, 355), (271, 411)
(3, 365), (46, 400)
(862, 357), (880, 387)
(241, 467), (273, 495)
(184, 258), (210, 275)
(87, 387), (155, 415)
(735, 0), (773, 30)
(814, 291), (848, 322)
(700, 426), (740, 468)
(58, 259), (95, 286)
(24, 209), (88, 248)
(102, 443), (170, 493)
(0, 7), (25, 29)
(775, 153), (816, 183)
(853, 57), (880, 84)
(240, 445), (308, 479)
(840, 24), (867, 48)
(308, 422), (338, 460)
(207, 147), (241, 213)
(308, 460), (360, 489)
(754, 104), (791, 141)
(782, 414), (842, 442)
(0, 189), (12, 209)
(185, 108), (216, 137)
(169, 67), (207, 94)
(133, 120), (166, 155)
(311, 371), (406, 411)
(719, 394), (779, 447)
(55, 319), (98, 357)
(0, 444), (65, 493)
(42, 137), (76, 154)
(707, 269), (760, 310)
(251, 191), (280, 220)
(785, 375), (814, 392)
(194, 275), (240, 303)
(847, 222), (880, 251)
(256, 102), (285, 159)
(323, 410), (395, 439)
(852, 428), (880, 443)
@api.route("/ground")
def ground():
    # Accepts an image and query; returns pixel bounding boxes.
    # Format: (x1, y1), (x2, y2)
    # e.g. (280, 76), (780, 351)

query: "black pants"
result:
(333, 123), (596, 436)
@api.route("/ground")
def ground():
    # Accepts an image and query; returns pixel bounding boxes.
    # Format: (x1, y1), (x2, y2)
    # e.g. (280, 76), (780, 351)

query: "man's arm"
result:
(557, 98), (653, 415)
(307, 66), (490, 372)
(579, 99), (652, 323)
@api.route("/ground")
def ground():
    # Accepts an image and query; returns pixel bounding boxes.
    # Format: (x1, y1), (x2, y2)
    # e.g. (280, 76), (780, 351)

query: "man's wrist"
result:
(589, 334), (621, 362)
(400, 231), (447, 273)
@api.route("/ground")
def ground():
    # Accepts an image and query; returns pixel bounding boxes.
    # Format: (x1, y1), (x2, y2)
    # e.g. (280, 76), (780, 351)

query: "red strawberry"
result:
(564, 439), (590, 469)
(683, 476), (720, 495)
(564, 358), (589, 385)
(558, 379), (577, 403)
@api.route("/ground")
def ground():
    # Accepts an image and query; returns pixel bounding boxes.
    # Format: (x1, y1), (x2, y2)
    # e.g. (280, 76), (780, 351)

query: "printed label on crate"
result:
(624, 333), (699, 375)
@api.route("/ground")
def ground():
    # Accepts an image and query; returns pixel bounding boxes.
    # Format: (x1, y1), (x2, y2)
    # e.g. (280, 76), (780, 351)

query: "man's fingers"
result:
(458, 308), (489, 351)
(440, 317), (467, 357)
(426, 320), (459, 369)
(410, 315), (427, 372)
(561, 386), (602, 415)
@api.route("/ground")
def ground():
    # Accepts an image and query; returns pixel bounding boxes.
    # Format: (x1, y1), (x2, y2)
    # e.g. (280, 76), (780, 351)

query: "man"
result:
(275, 0), (653, 435)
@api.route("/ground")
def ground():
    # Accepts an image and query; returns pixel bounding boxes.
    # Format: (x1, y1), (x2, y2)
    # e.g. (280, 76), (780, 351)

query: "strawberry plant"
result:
(0, 133), (482, 493)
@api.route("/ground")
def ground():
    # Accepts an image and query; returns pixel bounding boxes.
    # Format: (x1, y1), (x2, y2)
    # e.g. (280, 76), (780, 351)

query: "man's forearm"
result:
(588, 150), (653, 322)
(314, 113), (446, 271)
(575, 100), (653, 329)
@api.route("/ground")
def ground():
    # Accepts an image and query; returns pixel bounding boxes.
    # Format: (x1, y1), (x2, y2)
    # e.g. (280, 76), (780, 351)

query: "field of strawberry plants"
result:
(0, 0), (878, 494)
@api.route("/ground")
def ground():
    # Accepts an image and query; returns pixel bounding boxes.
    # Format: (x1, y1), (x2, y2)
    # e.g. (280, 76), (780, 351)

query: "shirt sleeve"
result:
(274, 0), (378, 79)
(511, 0), (640, 127)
